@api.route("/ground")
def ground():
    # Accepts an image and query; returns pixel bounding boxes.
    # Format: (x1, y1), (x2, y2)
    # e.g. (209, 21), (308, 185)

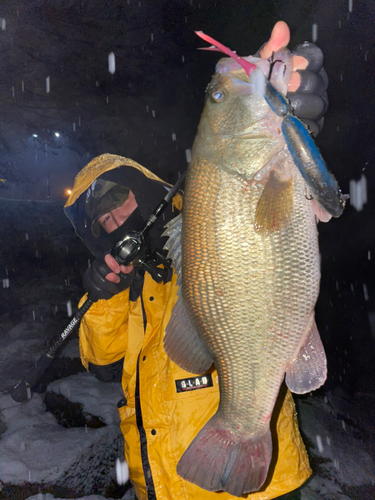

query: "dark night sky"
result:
(0, 0), (374, 393)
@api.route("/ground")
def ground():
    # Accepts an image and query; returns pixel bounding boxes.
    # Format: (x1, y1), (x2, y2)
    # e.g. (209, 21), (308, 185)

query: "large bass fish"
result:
(163, 33), (347, 497)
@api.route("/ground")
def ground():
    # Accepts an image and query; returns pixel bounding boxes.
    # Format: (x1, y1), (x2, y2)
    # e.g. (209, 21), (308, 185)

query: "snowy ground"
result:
(1, 200), (375, 500)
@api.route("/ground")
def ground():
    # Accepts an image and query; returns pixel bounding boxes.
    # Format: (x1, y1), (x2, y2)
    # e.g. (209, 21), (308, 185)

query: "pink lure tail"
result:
(195, 31), (257, 76)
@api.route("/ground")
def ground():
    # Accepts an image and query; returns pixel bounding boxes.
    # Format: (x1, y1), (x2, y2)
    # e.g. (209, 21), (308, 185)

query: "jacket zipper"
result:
(135, 293), (156, 499)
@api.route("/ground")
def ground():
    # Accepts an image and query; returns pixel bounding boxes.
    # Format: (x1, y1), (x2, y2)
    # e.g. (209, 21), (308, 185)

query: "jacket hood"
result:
(64, 154), (183, 258)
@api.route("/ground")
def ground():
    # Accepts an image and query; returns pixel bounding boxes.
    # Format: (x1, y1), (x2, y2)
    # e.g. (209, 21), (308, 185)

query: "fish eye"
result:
(211, 90), (225, 102)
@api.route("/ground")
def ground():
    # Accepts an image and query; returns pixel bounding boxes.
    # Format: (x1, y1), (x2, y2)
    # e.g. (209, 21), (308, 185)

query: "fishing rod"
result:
(10, 173), (186, 403)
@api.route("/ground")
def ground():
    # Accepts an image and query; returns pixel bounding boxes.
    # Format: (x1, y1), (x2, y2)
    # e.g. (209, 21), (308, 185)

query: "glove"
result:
(83, 254), (135, 301)
(286, 42), (328, 137)
(255, 40), (329, 137)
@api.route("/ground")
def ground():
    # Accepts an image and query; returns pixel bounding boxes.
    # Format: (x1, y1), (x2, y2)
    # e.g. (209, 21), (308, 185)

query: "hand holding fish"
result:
(260, 20), (304, 92)
(260, 21), (329, 137)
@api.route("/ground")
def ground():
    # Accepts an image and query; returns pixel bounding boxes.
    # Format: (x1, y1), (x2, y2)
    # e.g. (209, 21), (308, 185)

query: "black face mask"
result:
(107, 207), (146, 247)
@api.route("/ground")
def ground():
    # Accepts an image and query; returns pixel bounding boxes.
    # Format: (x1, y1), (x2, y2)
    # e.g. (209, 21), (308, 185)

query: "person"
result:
(64, 21), (328, 500)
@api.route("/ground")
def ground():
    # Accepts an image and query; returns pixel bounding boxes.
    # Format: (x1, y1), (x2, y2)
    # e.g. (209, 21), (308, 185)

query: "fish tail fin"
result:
(177, 417), (272, 496)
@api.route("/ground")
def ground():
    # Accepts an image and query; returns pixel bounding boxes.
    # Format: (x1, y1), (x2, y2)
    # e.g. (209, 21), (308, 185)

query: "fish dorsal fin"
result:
(285, 317), (327, 394)
(163, 214), (214, 374)
(254, 170), (294, 234)
(163, 213), (183, 287)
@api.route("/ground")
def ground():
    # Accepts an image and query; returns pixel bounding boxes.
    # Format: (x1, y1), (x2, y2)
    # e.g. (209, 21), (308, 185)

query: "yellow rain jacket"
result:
(65, 154), (311, 500)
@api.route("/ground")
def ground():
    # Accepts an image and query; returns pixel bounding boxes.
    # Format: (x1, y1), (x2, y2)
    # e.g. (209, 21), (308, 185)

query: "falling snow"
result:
(66, 300), (73, 317)
(349, 175), (367, 211)
(108, 51), (116, 74)
(312, 23), (318, 42)
(316, 434), (324, 453)
(116, 458), (130, 485)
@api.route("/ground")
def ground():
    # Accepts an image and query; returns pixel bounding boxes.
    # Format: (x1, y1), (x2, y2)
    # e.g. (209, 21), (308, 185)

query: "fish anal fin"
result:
(285, 318), (327, 394)
(254, 170), (294, 234)
(177, 417), (272, 495)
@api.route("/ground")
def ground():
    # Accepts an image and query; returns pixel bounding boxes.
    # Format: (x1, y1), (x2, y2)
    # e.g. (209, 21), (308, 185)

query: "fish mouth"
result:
(216, 55), (270, 78)
(231, 131), (271, 140)
(231, 122), (274, 140)
(215, 49), (293, 97)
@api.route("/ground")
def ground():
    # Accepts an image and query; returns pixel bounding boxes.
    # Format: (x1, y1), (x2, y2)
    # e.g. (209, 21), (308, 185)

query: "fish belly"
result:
(179, 157), (320, 495)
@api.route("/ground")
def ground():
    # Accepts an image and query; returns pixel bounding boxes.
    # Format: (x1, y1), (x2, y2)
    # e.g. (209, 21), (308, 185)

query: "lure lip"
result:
(195, 31), (257, 76)
(281, 115), (347, 218)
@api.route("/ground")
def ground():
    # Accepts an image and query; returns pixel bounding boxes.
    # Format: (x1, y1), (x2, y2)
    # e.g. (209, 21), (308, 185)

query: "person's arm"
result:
(78, 290), (131, 382)
(78, 253), (135, 382)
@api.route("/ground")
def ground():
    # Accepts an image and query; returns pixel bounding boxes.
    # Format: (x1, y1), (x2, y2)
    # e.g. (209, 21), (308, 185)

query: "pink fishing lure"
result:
(195, 31), (257, 76)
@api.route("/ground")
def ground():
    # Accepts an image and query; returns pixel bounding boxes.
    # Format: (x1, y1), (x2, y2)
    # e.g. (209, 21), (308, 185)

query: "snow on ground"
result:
(48, 371), (123, 427)
(0, 374), (122, 485)
(0, 337), (134, 499)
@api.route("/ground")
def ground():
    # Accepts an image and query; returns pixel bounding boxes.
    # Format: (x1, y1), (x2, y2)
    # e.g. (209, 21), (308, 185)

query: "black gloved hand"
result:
(83, 254), (135, 302)
(286, 42), (328, 137)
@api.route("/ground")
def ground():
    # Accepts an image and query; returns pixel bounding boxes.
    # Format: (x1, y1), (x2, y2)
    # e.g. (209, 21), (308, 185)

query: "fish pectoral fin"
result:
(164, 296), (214, 374)
(254, 170), (294, 234)
(285, 318), (327, 394)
